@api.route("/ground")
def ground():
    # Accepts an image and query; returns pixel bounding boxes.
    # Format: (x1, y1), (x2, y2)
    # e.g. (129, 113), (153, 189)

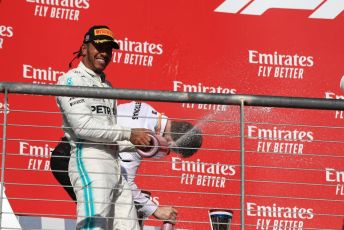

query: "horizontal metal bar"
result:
(1, 82), (344, 110)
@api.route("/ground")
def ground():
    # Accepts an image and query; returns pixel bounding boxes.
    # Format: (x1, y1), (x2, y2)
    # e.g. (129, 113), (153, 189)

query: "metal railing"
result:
(0, 82), (343, 230)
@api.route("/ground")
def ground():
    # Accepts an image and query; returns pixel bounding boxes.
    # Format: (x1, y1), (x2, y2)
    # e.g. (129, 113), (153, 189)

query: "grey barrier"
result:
(0, 82), (343, 230)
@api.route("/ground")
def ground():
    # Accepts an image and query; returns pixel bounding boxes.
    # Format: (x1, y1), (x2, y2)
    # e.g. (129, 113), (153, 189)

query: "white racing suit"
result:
(57, 62), (139, 230)
(117, 102), (168, 220)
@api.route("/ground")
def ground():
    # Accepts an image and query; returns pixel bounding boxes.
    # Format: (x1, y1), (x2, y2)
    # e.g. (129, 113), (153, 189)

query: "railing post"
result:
(240, 99), (245, 230)
(0, 89), (9, 228)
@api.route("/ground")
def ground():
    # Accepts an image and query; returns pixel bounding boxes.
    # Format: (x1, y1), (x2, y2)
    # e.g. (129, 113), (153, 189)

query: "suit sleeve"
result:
(117, 140), (136, 152)
(57, 75), (131, 143)
(120, 158), (158, 218)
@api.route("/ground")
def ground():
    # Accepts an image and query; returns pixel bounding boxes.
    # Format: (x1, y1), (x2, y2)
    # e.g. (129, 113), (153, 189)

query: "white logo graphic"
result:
(0, 25), (14, 49)
(325, 168), (344, 195)
(22, 64), (65, 84)
(172, 157), (236, 188)
(112, 37), (163, 67)
(19, 141), (53, 171)
(247, 202), (314, 229)
(248, 50), (314, 80)
(173, 80), (237, 111)
(0, 102), (10, 114)
(215, 0), (344, 19)
(324, 92), (344, 119)
(26, 0), (90, 21)
(247, 125), (313, 155)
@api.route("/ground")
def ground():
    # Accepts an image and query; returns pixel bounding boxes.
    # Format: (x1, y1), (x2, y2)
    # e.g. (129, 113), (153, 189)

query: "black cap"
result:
(83, 25), (120, 49)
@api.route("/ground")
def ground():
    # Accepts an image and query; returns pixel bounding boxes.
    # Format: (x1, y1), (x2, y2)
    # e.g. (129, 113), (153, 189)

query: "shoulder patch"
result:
(132, 102), (142, 120)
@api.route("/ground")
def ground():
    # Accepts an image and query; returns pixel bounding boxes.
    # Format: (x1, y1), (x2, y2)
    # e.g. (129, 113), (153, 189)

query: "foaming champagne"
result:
(137, 191), (152, 230)
(208, 209), (233, 230)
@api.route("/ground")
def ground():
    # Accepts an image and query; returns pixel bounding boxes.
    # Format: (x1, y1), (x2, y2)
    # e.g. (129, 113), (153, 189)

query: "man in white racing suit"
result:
(52, 101), (203, 228)
(117, 101), (202, 226)
(56, 25), (151, 230)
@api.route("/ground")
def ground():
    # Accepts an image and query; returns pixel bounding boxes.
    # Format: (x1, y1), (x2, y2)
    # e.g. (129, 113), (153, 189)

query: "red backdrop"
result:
(0, 0), (343, 229)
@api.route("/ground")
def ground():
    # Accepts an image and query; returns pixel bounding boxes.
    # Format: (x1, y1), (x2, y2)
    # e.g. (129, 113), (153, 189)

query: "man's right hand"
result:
(153, 206), (178, 224)
(130, 128), (152, 147)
